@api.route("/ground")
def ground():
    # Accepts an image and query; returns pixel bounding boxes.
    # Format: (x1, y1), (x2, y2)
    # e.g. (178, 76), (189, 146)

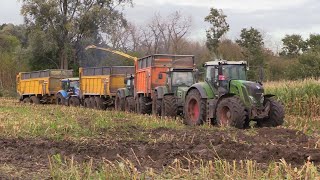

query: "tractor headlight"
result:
(249, 96), (257, 104)
(260, 95), (265, 104)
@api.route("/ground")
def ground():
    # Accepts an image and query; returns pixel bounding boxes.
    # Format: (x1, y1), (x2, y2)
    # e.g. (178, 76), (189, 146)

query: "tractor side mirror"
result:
(158, 73), (163, 79)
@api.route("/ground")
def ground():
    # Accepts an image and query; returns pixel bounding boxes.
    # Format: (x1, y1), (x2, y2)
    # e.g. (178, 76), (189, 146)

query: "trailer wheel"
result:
(152, 92), (162, 116)
(115, 92), (125, 111)
(125, 96), (135, 112)
(56, 93), (65, 105)
(184, 89), (206, 125)
(162, 95), (177, 117)
(30, 96), (41, 104)
(84, 98), (90, 108)
(69, 97), (80, 107)
(23, 97), (31, 104)
(95, 97), (105, 110)
(90, 97), (96, 109)
(216, 96), (246, 129)
(257, 98), (285, 127)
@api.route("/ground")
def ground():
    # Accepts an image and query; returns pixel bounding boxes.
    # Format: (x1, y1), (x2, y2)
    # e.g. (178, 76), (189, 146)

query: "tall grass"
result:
(265, 79), (320, 117)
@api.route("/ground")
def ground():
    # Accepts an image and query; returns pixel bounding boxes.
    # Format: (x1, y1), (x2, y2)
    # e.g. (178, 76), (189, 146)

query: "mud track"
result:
(0, 127), (319, 179)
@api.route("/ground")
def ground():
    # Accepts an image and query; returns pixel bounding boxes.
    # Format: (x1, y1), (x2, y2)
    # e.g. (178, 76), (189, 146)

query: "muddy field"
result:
(0, 126), (319, 179)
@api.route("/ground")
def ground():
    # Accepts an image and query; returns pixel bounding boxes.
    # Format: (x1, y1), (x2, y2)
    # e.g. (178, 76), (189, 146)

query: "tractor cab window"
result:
(62, 81), (69, 91)
(206, 66), (219, 82)
(70, 81), (79, 89)
(172, 72), (194, 86)
(221, 65), (246, 80)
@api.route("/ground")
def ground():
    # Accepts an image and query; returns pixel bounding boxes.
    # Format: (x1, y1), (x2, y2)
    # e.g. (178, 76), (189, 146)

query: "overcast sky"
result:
(1, 0), (319, 51)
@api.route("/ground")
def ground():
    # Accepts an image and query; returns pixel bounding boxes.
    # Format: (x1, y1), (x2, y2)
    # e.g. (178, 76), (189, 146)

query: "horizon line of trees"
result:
(0, 1), (320, 96)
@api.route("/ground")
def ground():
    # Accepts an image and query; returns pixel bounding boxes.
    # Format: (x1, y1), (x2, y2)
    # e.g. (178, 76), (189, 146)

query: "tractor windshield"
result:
(221, 65), (246, 80)
(172, 72), (194, 86)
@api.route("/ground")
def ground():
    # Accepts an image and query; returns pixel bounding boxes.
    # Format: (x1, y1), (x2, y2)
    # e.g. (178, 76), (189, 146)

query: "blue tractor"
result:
(56, 78), (80, 106)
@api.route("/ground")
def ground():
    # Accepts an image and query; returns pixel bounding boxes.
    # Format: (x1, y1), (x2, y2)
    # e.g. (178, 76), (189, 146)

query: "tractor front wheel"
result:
(257, 98), (285, 127)
(216, 96), (246, 129)
(184, 89), (206, 125)
(152, 92), (162, 116)
(125, 97), (135, 112)
(56, 94), (65, 105)
(115, 92), (125, 111)
(162, 95), (177, 117)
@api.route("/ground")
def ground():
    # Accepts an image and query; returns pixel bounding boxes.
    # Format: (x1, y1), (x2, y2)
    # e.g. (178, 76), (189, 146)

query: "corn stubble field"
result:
(0, 80), (320, 179)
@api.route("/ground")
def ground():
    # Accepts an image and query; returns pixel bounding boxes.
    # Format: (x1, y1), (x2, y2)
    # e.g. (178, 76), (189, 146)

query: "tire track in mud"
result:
(0, 127), (319, 177)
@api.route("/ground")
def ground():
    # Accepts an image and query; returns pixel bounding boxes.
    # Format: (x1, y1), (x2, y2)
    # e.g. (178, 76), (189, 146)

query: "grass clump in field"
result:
(49, 155), (319, 180)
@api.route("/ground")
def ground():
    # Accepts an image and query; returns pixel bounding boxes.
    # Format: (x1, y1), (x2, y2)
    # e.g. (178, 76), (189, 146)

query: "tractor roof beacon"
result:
(183, 60), (285, 129)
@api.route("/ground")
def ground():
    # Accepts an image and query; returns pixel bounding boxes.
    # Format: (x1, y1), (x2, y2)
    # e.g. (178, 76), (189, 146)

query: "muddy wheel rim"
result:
(220, 106), (231, 126)
(188, 98), (199, 124)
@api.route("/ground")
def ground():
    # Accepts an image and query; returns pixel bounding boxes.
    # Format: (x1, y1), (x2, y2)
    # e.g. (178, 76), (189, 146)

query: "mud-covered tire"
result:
(95, 97), (105, 110)
(125, 97), (135, 112)
(56, 93), (65, 105)
(90, 97), (96, 109)
(184, 89), (206, 125)
(69, 97), (80, 107)
(216, 96), (246, 129)
(152, 92), (162, 116)
(23, 97), (31, 104)
(30, 96), (41, 104)
(115, 92), (125, 111)
(257, 98), (285, 127)
(84, 98), (91, 108)
(162, 95), (177, 117)
(136, 96), (151, 114)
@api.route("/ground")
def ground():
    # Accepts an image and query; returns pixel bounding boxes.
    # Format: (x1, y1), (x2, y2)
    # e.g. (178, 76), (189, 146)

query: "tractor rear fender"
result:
(57, 90), (68, 99)
(186, 82), (214, 99)
(155, 86), (168, 99)
(117, 88), (127, 98)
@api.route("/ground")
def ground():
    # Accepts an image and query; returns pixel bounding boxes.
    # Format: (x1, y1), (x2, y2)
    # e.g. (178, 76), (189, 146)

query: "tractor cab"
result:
(165, 68), (196, 94)
(61, 78), (80, 96)
(124, 75), (135, 97)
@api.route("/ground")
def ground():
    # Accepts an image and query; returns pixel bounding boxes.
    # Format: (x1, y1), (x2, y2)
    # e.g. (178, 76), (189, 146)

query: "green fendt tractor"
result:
(153, 67), (197, 117)
(184, 60), (285, 129)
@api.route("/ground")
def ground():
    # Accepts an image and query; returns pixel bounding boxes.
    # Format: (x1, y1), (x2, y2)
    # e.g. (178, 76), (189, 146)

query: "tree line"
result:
(0, 1), (319, 96)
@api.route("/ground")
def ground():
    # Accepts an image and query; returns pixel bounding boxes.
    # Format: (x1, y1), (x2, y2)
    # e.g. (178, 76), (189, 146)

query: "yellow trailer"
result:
(16, 69), (73, 104)
(79, 66), (134, 109)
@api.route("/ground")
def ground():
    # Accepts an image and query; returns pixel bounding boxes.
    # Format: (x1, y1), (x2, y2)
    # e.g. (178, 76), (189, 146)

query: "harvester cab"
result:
(184, 60), (285, 129)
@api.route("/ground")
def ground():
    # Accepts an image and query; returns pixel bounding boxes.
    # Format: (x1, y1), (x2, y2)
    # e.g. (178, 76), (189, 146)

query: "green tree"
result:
(236, 27), (265, 80)
(307, 34), (320, 52)
(204, 8), (229, 58)
(280, 34), (307, 57)
(20, 0), (132, 70)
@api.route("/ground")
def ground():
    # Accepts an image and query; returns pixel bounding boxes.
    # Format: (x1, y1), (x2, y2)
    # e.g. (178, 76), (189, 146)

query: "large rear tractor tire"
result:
(136, 96), (151, 114)
(95, 97), (105, 110)
(216, 96), (246, 129)
(257, 98), (285, 127)
(30, 96), (41, 104)
(162, 95), (177, 117)
(84, 98), (91, 108)
(152, 92), (162, 116)
(115, 92), (125, 111)
(184, 89), (206, 125)
(69, 97), (80, 107)
(125, 97), (135, 112)
(23, 97), (31, 104)
(56, 94), (65, 105)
